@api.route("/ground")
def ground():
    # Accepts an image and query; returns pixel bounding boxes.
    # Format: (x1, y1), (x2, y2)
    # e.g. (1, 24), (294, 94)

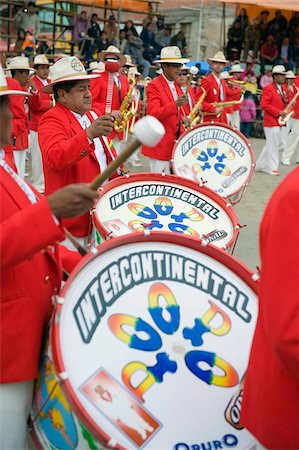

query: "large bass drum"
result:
(30, 233), (258, 449)
(172, 123), (255, 204)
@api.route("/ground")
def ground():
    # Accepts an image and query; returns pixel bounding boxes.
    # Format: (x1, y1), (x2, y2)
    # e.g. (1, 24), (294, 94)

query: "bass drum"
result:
(30, 233), (258, 449)
(171, 122), (255, 204)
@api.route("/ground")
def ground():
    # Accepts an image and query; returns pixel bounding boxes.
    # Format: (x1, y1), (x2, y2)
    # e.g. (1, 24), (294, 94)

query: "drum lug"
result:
(200, 238), (209, 247)
(53, 295), (65, 305)
(58, 371), (68, 381)
(251, 272), (260, 282)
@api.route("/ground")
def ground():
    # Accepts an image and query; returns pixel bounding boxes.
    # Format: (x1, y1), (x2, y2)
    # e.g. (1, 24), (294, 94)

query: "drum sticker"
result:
(203, 229), (228, 243)
(221, 166), (248, 190)
(80, 368), (160, 447)
(102, 219), (132, 236)
(176, 164), (197, 181)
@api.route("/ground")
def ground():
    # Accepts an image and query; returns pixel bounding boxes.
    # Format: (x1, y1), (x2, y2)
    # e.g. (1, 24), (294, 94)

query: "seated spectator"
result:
(155, 26), (171, 52)
(266, 23), (283, 47)
(259, 35), (279, 73)
(21, 28), (36, 57)
(118, 29), (127, 53)
(14, 2), (40, 39)
(260, 67), (273, 88)
(243, 18), (261, 61)
(170, 30), (188, 58)
(267, 10), (288, 35)
(237, 8), (249, 33)
(141, 21), (159, 63)
(288, 12), (299, 33)
(97, 31), (109, 52)
(153, 15), (165, 35)
(13, 28), (26, 54)
(124, 31), (151, 77)
(259, 10), (270, 43)
(241, 60), (257, 82)
(87, 13), (102, 54)
(103, 15), (119, 46)
(226, 19), (243, 60)
(240, 91), (256, 138)
(122, 20), (139, 37)
(278, 36), (296, 70)
(72, 10), (89, 50)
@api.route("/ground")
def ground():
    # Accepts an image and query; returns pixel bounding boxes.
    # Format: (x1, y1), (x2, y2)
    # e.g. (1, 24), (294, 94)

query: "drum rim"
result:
(51, 231), (258, 447)
(93, 172), (240, 249)
(171, 122), (255, 200)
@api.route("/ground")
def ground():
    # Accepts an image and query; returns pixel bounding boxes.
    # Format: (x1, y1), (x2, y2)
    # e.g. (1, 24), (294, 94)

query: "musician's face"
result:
(13, 69), (30, 86)
(36, 65), (50, 80)
(163, 63), (183, 82)
(211, 61), (226, 75)
(58, 80), (92, 115)
(0, 96), (12, 148)
(274, 74), (286, 85)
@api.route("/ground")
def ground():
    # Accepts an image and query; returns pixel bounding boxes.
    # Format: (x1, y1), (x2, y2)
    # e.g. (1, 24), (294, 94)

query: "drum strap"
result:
(0, 159), (37, 204)
(105, 73), (114, 114)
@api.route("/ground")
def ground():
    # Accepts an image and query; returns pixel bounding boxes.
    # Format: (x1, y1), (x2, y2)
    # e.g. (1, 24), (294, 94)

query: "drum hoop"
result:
(171, 122), (255, 199)
(93, 172), (240, 248)
(52, 232), (258, 446)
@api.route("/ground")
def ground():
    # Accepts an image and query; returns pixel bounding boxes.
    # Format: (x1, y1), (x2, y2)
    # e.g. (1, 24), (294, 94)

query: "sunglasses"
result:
(179, 71), (188, 76)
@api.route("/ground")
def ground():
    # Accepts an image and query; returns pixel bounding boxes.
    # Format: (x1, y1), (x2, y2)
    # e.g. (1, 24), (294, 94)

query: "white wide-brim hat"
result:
(128, 66), (141, 77)
(230, 63), (242, 73)
(153, 46), (190, 64)
(0, 63), (30, 97)
(124, 54), (135, 67)
(33, 54), (51, 66)
(42, 56), (100, 94)
(98, 45), (126, 66)
(87, 61), (105, 73)
(285, 70), (296, 79)
(220, 71), (232, 80)
(272, 65), (287, 75)
(207, 51), (230, 66)
(4, 56), (35, 72)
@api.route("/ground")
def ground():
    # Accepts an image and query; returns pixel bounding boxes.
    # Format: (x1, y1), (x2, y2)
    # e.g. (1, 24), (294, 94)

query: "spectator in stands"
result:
(141, 21), (159, 63)
(240, 91), (256, 138)
(153, 15), (165, 35)
(259, 10), (270, 43)
(170, 31), (188, 58)
(103, 15), (119, 46)
(237, 8), (249, 33)
(124, 31), (151, 78)
(267, 10), (288, 36)
(243, 17), (261, 61)
(14, 2), (40, 39)
(288, 12), (299, 33)
(98, 31), (109, 52)
(278, 36), (296, 70)
(267, 23), (283, 47)
(241, 60), (257, 82)
(118, 29), (128, 53)
(72, 10), (89, 50)
(21, 28), (36, 57)
(155, 26), (171, 53)
(122, 20), (139, 37)
(260, 67), (273, 88)
(13, 28), (26, 54)
(87, 13), (102, 55)
(226, 19), (243, 60)
(259, 35), (279, 74)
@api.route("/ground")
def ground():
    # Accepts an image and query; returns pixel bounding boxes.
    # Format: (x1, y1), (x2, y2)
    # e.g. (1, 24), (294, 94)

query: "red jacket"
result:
(196, 73), (228, 124)
(261, 81), (287, 127)
(241, 167), (299, 449)
(28, 75), (52, 131)
(141, 75), (186, 161)
(0, 167), (81, 382)
(226, 76), (242, 111)
(38, 102), (115, 237)
(3, 78), (29, 153)
(90, 71), (130, 139)
(285, 80), (299, 120)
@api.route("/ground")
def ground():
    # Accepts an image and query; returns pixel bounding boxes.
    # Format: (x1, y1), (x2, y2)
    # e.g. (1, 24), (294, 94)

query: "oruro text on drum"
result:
(73, 250), (252, 343)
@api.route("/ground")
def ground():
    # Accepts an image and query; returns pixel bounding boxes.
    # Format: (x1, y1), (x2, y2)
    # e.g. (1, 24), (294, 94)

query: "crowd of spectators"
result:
(226, 9), (299, 73)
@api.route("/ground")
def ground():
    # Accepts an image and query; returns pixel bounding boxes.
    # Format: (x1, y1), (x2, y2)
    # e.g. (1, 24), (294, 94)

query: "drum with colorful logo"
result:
(30, 233), (258, 450)
(171, 123), (255, 204)
(92, 173), (240, 251)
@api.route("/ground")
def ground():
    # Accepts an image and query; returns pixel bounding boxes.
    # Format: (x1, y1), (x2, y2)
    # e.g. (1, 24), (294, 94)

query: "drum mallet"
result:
(186, 66), (199, 90)
(89, 115), (165, 191)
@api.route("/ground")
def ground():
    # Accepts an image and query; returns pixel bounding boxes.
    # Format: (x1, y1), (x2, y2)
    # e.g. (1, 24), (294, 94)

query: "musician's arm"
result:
(260, 87), (283, 118)
(146, 84), (178, 121)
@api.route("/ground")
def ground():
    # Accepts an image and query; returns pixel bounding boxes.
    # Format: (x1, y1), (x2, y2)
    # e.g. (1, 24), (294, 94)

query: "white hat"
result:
(272, 65), (287, 75)
(33, 54), (51, 66)
(42, 56), (100, 94)
(4, 56), (34, 72)
(153, 46), (190, 64)
(124, 54), (135, 67)
(220, 71), (232, 80)
(285, 70), (296, 79)
(181, 64), (190, 71)
(0, 63), (30, 97)
(128, 66), (141, 77)
(207, 51), (229, 66)
(98, 45), (126, 66)
(87, 61), (105, 73)
(230, 63), (242, 73)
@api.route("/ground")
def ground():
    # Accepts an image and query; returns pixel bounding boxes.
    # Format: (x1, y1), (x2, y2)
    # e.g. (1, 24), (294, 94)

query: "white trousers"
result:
(13, 149), (27, 179)
(256, 127), (281, 172)
(148, 158), (171, 174)
(282, 118), (299, 162)
(29, 130), (45, 193)
(0, 380), (34, 450)
(230, 110), (241, 130)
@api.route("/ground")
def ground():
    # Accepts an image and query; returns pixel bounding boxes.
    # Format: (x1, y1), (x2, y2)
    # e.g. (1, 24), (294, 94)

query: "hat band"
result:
(160, 57), (183, 61)
(51, 72), (90, 83)
(0, 86), (8, 91)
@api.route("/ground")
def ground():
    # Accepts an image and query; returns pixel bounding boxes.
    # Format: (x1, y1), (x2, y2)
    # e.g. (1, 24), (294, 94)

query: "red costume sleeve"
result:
(260, 85), (282, 118)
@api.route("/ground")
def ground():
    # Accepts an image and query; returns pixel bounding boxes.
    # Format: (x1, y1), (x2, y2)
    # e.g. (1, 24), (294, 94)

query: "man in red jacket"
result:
(39, 56), (116, 246)
(255, 65), (287, 175)
(241, 166), (299, 449)
(141, 46), (189, 173)
(195, 51), (229, 124)
(0, 62), (99, 450)
(28, 54), (52, 193)
(281, 71), (299, 165)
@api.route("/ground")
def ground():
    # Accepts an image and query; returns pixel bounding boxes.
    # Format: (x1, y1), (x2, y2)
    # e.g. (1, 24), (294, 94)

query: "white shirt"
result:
(212, 73), (224, 101)
(36, 75), (48, 86)
(162, 73), (178, 101)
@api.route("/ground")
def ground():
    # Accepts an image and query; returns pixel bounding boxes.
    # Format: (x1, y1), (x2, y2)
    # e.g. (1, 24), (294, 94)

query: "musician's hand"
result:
(280, 110), (287, 119)
(215, 107), (223, 116)
(110, 110), (123, 122)
(27, 80), (37, 92)
(86, 115), (114, 139)
(182, 116), (191, 128)
(48, 184), (98, 218)
(176, 94), (188, 107)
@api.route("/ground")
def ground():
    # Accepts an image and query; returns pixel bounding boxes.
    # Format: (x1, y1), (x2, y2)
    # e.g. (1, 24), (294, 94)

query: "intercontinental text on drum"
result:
(73, 250), (253, 344)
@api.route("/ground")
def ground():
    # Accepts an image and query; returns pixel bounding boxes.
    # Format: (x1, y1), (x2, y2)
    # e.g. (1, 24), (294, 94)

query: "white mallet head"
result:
(133, 115), (165, 147)
(190, 66), (199, 76)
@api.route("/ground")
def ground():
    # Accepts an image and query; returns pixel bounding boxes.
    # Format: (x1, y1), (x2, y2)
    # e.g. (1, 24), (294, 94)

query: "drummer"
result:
(38, 56), (117, 249)
(0, 62), (99, 450)
(141, 46), (190, 173)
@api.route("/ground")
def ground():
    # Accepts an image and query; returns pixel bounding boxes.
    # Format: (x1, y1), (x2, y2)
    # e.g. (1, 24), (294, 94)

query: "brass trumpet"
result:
(278, 86), (299, 126)
(228, 79), (262, 95)
(183, 88), (206, 129)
